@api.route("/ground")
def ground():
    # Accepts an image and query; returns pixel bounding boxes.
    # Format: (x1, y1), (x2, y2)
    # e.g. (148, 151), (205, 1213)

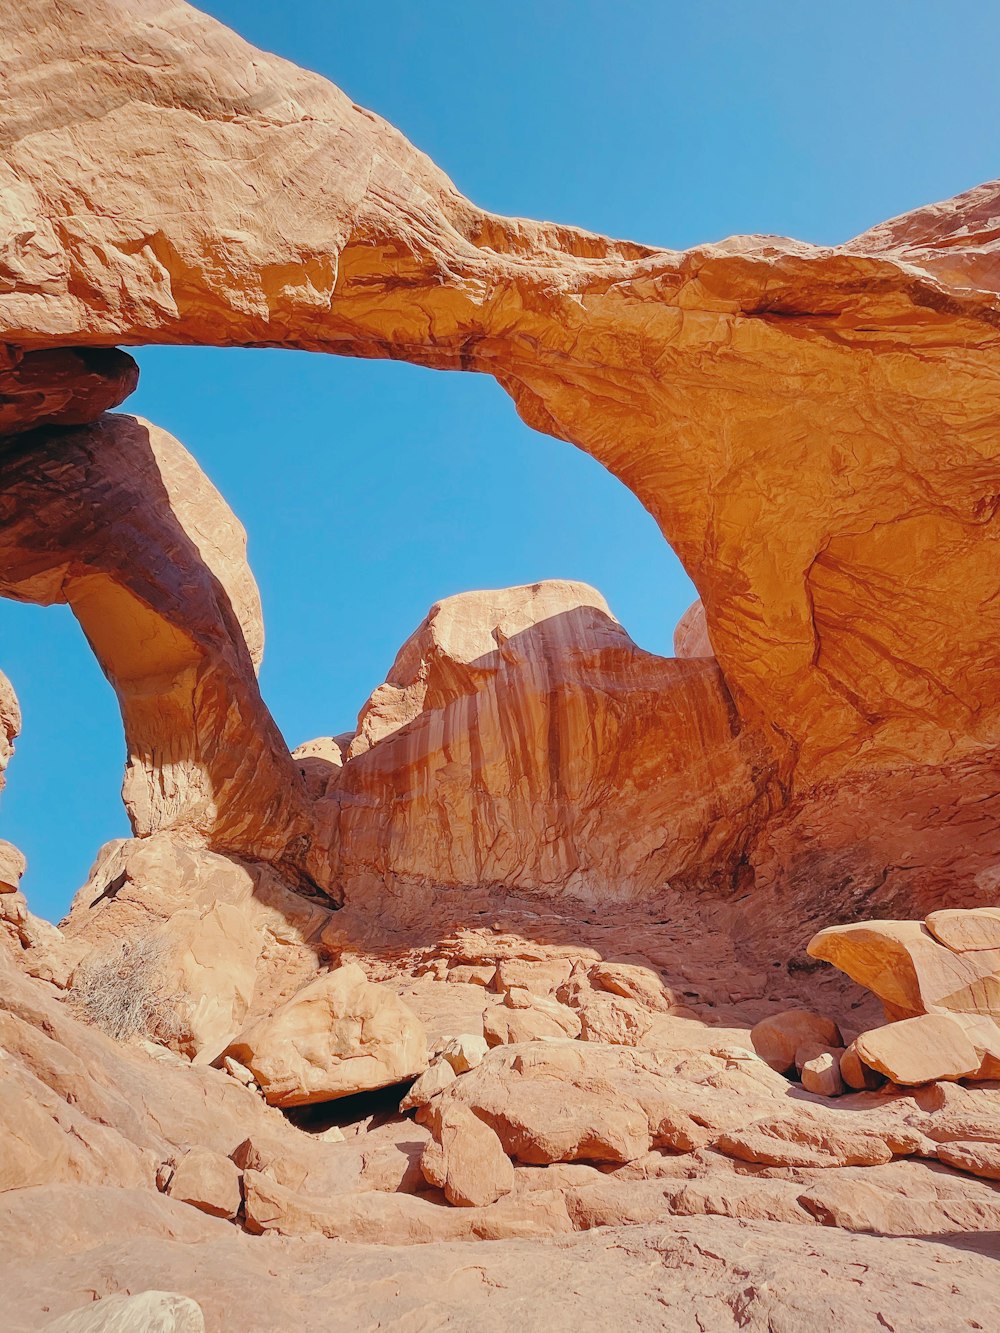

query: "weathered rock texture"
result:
(3, 1), (1000, 1326)
(223, 962), (427, 1106)
(810, 908), (1000, 1084)
(0, 346), (138, 436)
(304, 581), (775, 907)
(0, 415), (314, 876)
(3, 0), (1000, 917)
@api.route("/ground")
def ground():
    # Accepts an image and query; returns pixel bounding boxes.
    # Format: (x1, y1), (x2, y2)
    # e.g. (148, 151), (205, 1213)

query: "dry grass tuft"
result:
(70, 933), (183, 1044)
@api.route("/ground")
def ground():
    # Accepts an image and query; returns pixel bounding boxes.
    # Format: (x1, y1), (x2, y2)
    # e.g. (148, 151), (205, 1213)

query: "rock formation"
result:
(223, 962), (427, 1107)
(3, 0), (1000, 917)
(0, 415), (317, 879)
(303, 580), (776, 910)
(2, 0), (1000, 1327)
(808, 908), (1000, 1084)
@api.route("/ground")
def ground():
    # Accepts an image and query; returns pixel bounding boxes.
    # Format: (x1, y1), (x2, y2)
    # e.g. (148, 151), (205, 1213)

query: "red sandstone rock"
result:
(166, 1148), (241, 1220)
(310, 582), (771, 905)
(399, 1060), (456, 1112)
(7, 0), (1000, 920)
(808, 919), (1000, 1021)
(0, 839), (25, 893)
(840, 1044), (886, 1091)
(801, 1052), (846, 1098)
(0, 669), (20, 791)
(4, 3), (1000, 1326)
(420, 1103), (514, 1207)
(750, 1010), (843, 1074)
(935, 1139), (1000, 1181)
(224, 963), (427, 1106)
(0, 347), (137, 437)
(854, 1015), (981, 1085)
(0, 418), (315, 877)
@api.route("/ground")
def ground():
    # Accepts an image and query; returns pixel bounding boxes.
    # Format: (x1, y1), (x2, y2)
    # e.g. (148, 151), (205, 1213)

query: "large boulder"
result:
(224, 963), (427, 1107)
(165, 1148), (241, 1220)
(750, 1010), (843, 1075)
(808, 918), (1000, 1021)
(419, 1102), (514, 1208)
(854, 1015), (981, 1086)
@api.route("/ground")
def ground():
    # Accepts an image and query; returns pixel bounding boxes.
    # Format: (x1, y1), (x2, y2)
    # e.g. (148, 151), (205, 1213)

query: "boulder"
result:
(750, 1010), (843, 1074)
(950, 1012), (1000, 1078)
(419, 1042), (676, 1166)
(420, 1103), (514, 1207)
(440, 1034), (488, 1074)
(807, 919), (1000, 1021)
(854, 1015), (981, 1085)
(801, 1052), (846, 1098)
(400, 1060), (457, 1112)
(165, 1149), (241, 1220)
(40, 1291), (205, 1332)
(0, 840), (25, 893)
(224, 963), (427, 1107)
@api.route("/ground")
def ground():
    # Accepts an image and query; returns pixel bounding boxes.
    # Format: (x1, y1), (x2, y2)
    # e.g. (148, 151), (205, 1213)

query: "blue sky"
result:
(3, 1), (997, 922)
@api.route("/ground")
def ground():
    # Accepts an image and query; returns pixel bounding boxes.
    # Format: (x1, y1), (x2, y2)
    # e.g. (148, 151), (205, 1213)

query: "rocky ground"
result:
(5, 858), (1000, 1330)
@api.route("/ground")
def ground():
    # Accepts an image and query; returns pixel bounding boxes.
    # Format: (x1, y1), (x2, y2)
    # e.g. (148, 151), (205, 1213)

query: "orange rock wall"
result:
(1, 0), (1000, 914)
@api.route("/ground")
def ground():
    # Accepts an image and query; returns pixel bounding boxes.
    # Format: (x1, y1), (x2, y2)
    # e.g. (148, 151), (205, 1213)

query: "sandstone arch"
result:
(1, 0), (999, 909)
(0, 414), (318, 881)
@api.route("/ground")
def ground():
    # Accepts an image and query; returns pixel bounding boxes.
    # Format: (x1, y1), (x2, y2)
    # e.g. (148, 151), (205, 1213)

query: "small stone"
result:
(750, 1010), (843, 1075)
(840, 1043), (886, 1091)
(400, 1059), (457, 1111)
(794, 1041), (844, 1076)
(441, 1033), (488, 1074)
(230, 1137), (267, 1173)
(166, 1148), (242, 1220)
(801, 1052), (846, 1097)
(223, 1055), (255, 1085)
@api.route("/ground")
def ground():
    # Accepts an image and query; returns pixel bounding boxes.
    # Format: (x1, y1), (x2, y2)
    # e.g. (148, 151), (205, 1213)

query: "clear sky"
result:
(3, 1), (997, 922)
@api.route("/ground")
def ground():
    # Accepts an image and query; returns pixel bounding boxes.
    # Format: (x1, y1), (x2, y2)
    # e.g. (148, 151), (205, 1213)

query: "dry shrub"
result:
(71, 933), (183, 1044)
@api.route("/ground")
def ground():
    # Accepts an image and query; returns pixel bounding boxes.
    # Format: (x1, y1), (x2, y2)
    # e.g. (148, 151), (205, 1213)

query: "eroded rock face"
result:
(305, 581), (776, 906)
(63, 833), (336, 1044)
(0, 669), (20, 790)
(5, 0), (1000, 910)
(0, 346), (138, 437)
(808, 914), (1000, 1021)
(3, 4), (1000, 1324)
(0, 416), (315, 876)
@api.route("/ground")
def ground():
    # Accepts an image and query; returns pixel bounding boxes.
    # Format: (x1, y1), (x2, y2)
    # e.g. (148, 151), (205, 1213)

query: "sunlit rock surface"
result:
(3, 0), (1000, 1326)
